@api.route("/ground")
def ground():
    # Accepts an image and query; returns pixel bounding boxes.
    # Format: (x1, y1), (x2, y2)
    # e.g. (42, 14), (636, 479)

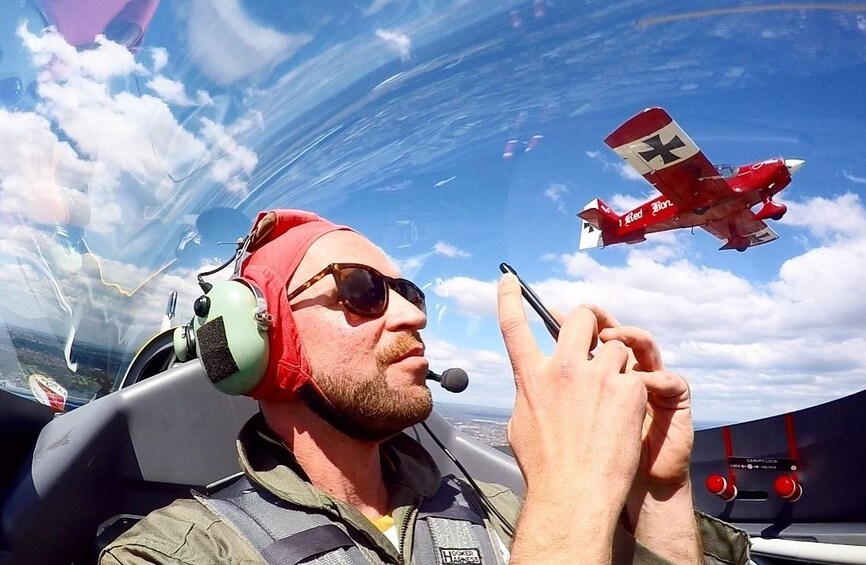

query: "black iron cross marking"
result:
(637, 134), (686, 165)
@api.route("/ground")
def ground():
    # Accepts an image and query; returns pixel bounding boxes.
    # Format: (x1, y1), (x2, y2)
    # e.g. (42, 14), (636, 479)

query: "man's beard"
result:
(299, 332), (433, 442)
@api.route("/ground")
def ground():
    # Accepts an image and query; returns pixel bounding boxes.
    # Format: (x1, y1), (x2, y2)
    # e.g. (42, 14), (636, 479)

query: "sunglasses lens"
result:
(395, 280), (426, 315)
(338, 267), (387, 316)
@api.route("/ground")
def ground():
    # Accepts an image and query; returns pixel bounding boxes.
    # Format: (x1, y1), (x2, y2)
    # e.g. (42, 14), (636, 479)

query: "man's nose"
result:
(386, 288), (427, 330)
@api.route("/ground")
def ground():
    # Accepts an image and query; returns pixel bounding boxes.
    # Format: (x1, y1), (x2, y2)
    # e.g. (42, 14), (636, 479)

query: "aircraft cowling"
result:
(754, 200), (788, 221)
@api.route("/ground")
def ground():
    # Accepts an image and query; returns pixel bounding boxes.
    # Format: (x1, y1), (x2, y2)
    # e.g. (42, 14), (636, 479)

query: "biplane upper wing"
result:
(604, 107), (732, 210)
(702, 208), (779, 250)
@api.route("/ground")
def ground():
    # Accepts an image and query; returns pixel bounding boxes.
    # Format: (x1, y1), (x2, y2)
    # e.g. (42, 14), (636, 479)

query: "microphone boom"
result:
(427, 368), (469, 393)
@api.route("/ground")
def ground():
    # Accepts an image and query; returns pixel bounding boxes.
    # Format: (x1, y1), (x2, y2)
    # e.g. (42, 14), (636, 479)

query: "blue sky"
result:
(1, 0), (866, 422)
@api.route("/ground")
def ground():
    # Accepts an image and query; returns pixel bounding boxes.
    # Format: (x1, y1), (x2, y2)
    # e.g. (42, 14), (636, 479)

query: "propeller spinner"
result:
(784, 158), (805, 174)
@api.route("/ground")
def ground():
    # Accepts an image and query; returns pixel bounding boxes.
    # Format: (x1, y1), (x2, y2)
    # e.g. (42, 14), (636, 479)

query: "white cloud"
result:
(433, 241), (471, 259)
(544, 183), (569, 213)
(149, 47), (169, 73)
(425, 334), (515, 407)
(430, 193), (866, 421)
(375, 29), (412, 62)
(433, 277), (495, 320)
(842, 170), (866, 184)
(0, 220), (215, 355)
(4, 23), (261, 239)
(198, 118), (259, 194)
(434, 176), (456, 188)
(146, 75), (196, 106)
(617, 162), (644, 181)
(0, 21), (267, 385)
(21, 26), (146, 82)
(147, 72), (216, 109)
(185, 0), (312, 86)
(585, 149), (643, 181)
(779, 192), (866, 241)
(389, 240), (472, 280)
(0, 109), (89, 225)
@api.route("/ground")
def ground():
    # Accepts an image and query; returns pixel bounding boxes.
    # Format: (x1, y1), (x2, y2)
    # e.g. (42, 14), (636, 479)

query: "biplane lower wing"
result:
(604, 107), (732, 210)
(702, 209), (779, 251)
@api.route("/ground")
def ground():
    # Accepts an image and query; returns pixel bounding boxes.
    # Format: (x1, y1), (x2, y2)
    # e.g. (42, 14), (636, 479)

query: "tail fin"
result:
(576, 198), (618, 250)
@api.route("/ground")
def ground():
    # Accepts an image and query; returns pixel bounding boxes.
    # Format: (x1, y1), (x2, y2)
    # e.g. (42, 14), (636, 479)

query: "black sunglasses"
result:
(286, 263), (426, 318)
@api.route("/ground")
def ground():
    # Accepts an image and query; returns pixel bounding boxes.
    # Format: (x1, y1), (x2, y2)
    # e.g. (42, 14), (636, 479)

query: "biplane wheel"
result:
(693, 206), (709, 215)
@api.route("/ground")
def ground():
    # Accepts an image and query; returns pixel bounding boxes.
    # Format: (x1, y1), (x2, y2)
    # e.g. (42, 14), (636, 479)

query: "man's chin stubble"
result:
(298, 377), (432, 442)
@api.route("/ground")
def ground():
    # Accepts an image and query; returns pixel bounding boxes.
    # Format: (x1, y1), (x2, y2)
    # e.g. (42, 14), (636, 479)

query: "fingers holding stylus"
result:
(587, 304), (663, 372)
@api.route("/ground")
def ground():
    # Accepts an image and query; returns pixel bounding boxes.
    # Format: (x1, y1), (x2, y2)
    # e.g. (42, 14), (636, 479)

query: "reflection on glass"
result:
(0, 1), (863, 425)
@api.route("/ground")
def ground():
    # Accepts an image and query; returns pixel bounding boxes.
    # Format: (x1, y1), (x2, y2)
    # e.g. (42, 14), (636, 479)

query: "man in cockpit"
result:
(100, 209), (750, 564)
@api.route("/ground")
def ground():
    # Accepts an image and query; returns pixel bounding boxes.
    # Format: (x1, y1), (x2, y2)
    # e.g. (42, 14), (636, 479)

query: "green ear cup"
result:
(191, 279), (271, 395)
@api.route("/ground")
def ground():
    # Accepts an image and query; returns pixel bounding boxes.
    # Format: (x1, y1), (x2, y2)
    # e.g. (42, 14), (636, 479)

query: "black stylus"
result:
(499, 262), (560, 340)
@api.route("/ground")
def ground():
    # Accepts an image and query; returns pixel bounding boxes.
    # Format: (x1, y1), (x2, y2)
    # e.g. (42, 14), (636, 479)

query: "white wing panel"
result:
(610, 120), (701, 175)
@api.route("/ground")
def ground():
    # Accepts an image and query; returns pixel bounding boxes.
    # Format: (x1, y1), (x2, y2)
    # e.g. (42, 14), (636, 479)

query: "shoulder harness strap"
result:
(195, 475), (506, 565)
(412, 475), (506, 565)
(193, 476), (364, 564)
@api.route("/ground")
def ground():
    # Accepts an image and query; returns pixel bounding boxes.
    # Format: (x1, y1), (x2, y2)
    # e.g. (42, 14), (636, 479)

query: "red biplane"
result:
(578, 107), (804, 252)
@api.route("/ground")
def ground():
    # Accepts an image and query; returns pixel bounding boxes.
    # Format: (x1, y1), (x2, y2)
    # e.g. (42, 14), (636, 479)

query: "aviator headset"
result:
(172, 210), (345, 397)
(172, 273), (273, 396)
(172, 210), (426, 397)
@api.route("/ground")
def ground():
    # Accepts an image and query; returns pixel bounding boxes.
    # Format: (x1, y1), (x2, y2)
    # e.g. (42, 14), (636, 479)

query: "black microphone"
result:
(427, 368), (469, 393)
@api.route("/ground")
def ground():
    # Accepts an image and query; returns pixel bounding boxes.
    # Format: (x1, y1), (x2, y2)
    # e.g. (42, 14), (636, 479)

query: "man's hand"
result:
(497, 275), (648, 563)
(591, 305), (694, 489)
(590, 305), (700, 564)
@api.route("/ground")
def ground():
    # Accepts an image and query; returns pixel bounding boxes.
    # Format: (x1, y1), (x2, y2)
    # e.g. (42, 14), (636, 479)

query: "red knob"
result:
(705, 474), (737, 501)
(773, 475), (803, 501)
